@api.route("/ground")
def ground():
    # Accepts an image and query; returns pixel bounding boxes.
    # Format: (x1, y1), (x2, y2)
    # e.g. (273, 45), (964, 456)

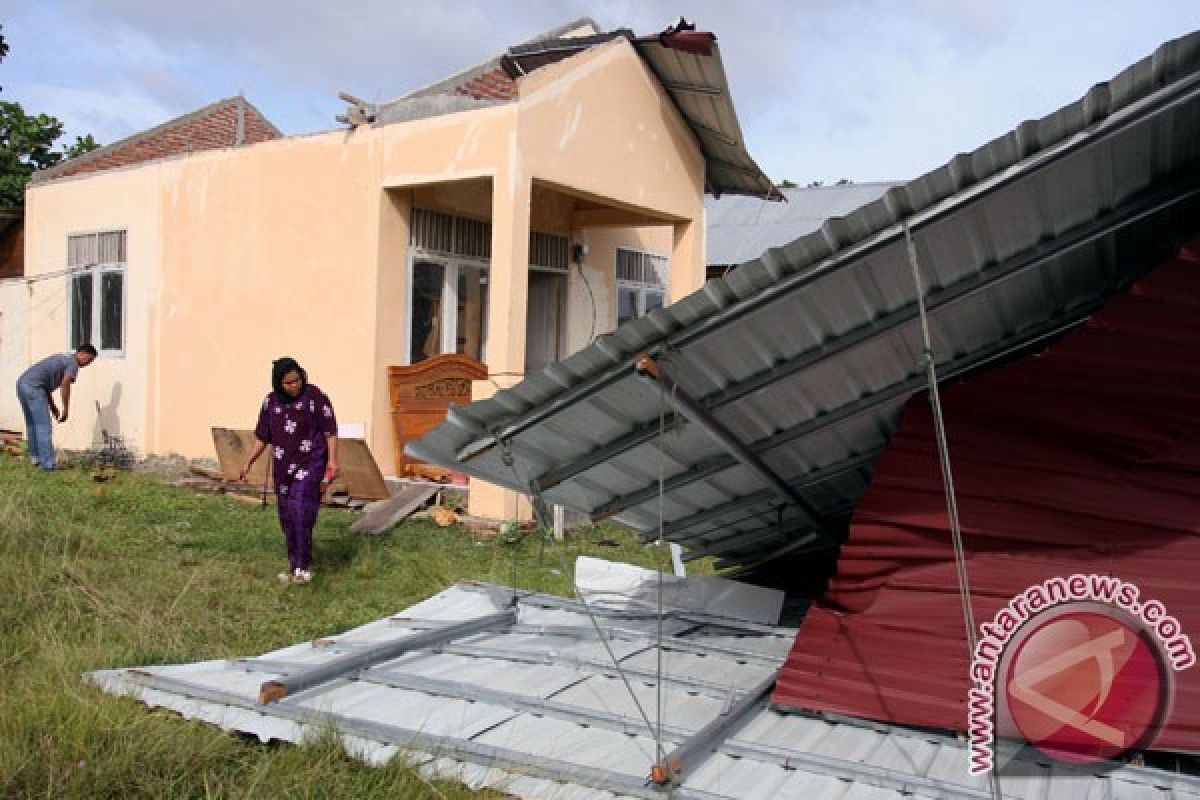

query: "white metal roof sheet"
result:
(86, 577), (1200, 799)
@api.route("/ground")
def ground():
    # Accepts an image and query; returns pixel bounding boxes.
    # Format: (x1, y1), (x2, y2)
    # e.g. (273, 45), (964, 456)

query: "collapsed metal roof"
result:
(86, 573), (1200, 799)
(370, 18), (776, 199)
(408, 30), (1200, 570)
(629, 24), (776, 199)
(504, 20), (776, 199)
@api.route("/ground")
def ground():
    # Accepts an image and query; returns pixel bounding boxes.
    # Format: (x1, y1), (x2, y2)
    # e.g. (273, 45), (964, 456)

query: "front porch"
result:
(379, 176), (702, 521)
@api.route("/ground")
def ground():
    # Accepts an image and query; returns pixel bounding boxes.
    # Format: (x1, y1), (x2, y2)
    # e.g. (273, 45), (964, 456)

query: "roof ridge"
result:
(31, 95), (280, 183)
(392, 17), (601, 104)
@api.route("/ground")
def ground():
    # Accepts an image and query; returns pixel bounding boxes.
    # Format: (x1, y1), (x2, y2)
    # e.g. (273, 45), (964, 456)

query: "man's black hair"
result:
(76, 343), (98, 357)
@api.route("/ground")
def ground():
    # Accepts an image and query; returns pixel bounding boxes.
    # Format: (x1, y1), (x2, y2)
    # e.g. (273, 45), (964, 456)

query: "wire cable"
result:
(904, 222), (1002, 800)
(498, 437), (670, 764)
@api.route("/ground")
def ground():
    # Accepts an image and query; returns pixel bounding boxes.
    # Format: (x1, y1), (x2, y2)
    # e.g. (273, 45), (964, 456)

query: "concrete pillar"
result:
(670, 213), (705, 301)
(484, 173), (532, 376)
(370, 188), (411, 476)
(468, 172), (533, 521)
(466, 374), (534, 522)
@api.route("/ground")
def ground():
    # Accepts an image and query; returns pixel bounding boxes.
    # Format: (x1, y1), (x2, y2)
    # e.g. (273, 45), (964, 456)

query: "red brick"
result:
(47, 98), (282, 180)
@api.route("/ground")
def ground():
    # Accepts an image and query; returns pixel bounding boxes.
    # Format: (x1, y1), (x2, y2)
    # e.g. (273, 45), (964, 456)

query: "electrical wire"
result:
(575, 261), (598, 345)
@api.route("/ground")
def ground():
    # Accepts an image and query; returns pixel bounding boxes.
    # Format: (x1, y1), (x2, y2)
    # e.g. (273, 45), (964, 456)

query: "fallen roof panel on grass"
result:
(85, 575), (1200, 799)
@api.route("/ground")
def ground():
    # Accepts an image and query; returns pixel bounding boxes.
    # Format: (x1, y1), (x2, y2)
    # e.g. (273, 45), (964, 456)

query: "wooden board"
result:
(331, 438), (389, 500)
(212, 427), (272, 488)
(211, 428), (388, 501)
(350, 485), (438, 534)
(387, 354), (486, 477)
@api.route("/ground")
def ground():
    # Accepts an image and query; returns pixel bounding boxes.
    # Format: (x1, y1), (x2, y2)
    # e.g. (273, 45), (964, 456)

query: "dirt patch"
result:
(133, 453), (221, 483)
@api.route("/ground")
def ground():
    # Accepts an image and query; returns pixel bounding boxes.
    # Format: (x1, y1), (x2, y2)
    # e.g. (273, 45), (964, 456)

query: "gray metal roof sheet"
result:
(85, 579), (1200, 799)
(705, 183), (900, 267)
(632, 37), (776, 198)
(408, 30), (1200, 569)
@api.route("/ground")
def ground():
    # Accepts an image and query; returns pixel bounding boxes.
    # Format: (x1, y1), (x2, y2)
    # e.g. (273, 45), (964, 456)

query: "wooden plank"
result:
(211, 428), (387, 501)
(211, 427), (272, 488)
(188, 465), (226, 481)
(332, 438), (389, 500)
(349, 485), (439, 535)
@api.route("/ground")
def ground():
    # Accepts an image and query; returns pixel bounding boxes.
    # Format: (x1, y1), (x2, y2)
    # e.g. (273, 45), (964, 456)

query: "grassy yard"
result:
(0, 454), (688, 799)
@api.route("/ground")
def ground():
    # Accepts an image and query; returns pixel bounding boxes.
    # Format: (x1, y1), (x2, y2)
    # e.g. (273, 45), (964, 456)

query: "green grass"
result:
(0, 455), (699, 799)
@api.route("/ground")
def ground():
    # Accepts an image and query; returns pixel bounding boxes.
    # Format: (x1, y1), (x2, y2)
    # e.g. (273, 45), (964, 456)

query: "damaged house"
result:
(2, 18), (772, 520)
(87, 24), (1200, 800)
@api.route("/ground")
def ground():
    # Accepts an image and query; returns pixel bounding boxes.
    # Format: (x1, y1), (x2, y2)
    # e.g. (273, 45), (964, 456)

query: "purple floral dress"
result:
(254, 383), (337, 573)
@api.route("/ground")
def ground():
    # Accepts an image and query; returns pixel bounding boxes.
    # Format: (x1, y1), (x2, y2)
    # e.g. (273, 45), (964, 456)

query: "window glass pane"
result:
(644, 290), (665, 315)
(456, 266), (487, 362)
(70, 273), (93, 348)
(410, 260), (444, 364)
(617, 287), (638, 326)
(100, 271), (123, 350)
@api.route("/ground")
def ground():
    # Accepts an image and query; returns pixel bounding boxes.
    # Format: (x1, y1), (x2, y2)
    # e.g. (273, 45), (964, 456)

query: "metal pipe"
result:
(634, 353), (826, 527)
(257, 609), (516, 704)
(595, 303), (1105, 525)
(650, 671), (778, 786)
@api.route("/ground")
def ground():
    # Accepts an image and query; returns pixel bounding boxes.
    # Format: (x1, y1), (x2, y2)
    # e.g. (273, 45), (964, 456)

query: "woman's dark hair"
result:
(271, 357), (307, 402)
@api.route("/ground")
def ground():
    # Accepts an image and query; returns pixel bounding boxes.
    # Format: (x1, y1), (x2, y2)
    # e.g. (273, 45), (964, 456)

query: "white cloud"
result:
(3, 0), (1198, 182)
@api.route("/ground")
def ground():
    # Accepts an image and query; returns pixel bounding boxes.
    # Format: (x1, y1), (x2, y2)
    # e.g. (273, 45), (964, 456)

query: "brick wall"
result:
(453, 67), (517, 101)
(0, 223), (22, 280)
(46, 99), (281, 182)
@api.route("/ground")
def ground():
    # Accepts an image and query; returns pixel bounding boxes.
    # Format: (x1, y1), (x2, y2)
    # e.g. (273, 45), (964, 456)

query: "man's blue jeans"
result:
(16, 380), (55, 470)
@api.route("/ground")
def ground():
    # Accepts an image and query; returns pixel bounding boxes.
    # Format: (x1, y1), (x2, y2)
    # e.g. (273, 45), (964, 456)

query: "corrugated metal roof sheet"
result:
(705, 184), (899, 267)
(407, 30), (1200, 570)
(632, 36), (776, 199)
(86, 574), (1200, 799)
(773, 244), (1200, 752)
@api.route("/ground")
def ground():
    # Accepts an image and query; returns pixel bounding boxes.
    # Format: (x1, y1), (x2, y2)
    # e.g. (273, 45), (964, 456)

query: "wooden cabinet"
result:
(388, 354), (487, 477)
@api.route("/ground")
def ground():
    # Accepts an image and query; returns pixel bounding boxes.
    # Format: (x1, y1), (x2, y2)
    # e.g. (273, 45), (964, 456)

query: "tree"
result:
(0, 25), (101, 208)
(66, 134), (100, 159)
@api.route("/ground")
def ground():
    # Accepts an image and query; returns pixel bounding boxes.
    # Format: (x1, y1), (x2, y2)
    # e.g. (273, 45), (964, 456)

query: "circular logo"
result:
(1005, 610), (1167, 765)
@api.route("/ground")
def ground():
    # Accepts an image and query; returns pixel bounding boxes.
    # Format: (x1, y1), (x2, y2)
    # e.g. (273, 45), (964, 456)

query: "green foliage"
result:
(0, 101), (65, 207)
(65, 133), (100, 159)
(0, 456), (706, 797)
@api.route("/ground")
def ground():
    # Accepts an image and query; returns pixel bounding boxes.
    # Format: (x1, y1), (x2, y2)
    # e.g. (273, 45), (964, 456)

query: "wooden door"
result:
(388, 354), (487, 477)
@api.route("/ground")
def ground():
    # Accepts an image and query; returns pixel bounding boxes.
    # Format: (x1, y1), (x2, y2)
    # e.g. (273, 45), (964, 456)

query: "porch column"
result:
(468, 172), (533, 521)
(671, 215), (705, 300)
(485, 174), (532, 376)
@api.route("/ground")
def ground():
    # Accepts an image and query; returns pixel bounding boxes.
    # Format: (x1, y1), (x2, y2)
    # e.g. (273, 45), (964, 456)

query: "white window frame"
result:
(66, 229), (127, 358)
(404, 248), (490, 365)
(615, 247), (669, 327)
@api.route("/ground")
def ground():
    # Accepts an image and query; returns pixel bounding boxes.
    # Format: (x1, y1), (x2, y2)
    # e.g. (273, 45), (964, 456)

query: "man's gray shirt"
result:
(18, 353), (79, 394)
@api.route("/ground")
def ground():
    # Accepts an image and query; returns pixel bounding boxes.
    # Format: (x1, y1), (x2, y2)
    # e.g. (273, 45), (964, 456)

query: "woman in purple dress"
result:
(238, 357), (340, 584)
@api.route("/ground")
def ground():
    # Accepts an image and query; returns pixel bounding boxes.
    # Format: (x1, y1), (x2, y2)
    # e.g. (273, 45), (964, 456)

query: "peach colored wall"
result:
(20, 166), (161, 454)
(0, 278), (31, 432)
(567, 225), (673, 353)
(519, 40), (705, 223)
(18, 41), (708, 523)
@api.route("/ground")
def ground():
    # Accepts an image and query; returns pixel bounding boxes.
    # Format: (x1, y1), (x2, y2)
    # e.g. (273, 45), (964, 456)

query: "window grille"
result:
(67, 230), (127, 354)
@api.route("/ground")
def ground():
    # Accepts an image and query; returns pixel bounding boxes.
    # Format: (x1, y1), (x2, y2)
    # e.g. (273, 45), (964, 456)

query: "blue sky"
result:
(3, 1), (1198, 184)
